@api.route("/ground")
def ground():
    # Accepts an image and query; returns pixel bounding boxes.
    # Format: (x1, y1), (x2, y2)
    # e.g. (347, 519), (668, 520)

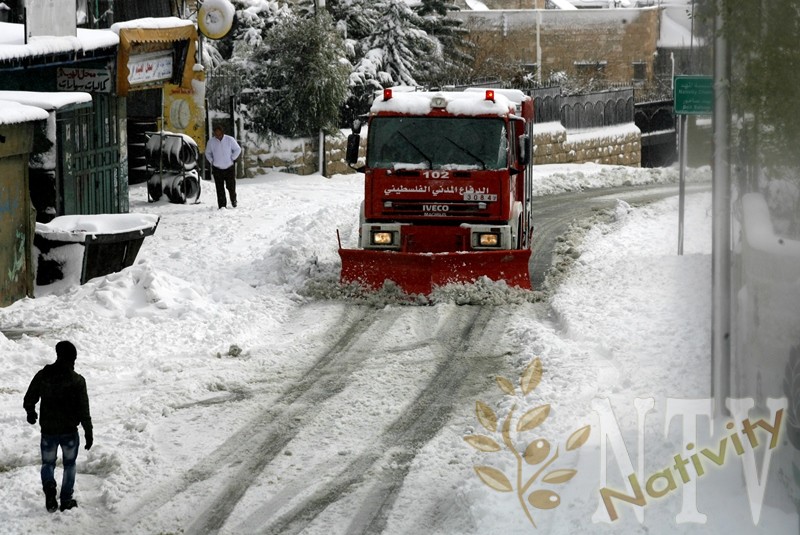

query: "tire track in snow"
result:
(112, 304), (398, 533)
(239, 305), (510, 535)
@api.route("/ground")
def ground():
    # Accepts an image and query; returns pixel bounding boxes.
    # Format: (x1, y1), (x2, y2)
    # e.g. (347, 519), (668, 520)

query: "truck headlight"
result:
(478, 233), (500, 247)
(371, 231), (394, 246)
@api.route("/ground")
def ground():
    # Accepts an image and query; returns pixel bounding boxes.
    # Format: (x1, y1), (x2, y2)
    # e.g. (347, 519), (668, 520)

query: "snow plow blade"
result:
(339, 248), (532, 295)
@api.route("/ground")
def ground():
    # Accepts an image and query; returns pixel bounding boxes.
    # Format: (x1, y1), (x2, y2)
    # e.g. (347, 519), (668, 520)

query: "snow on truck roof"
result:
(370, 88), (528, 117)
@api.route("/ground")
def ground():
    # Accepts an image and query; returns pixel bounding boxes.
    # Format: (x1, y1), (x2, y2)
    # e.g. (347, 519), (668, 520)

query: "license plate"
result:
(463, 193), (497, 202)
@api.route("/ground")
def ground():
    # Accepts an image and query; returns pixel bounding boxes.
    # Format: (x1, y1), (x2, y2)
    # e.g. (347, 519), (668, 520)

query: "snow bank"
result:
(531, 163), (708, 196)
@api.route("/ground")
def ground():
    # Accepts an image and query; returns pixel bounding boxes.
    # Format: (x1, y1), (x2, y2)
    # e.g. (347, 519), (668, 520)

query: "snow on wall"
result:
(534, 121), (641, 166)
(0, 22), (118, 62)
(245, 121), (642, 177)
(0, 90), (92, 111)
(0, 100), (49, 125)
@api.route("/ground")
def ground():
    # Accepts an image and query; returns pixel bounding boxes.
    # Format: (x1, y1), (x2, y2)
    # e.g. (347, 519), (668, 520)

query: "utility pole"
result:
(711, 0), (731, 417)
(316, 0), (327, 177)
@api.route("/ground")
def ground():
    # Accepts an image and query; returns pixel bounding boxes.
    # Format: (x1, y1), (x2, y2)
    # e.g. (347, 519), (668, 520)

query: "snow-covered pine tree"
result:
(327, 0), (379, 60)
(413, 0), (471, 86)
(361, 0), (436, 88)
(246, 11), (350, 137)
(326, 0), (381, 123)
(331, 0), (436, 125)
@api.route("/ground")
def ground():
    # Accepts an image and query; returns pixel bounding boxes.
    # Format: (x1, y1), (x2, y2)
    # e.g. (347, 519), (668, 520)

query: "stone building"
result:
(452, 7), (663, 86)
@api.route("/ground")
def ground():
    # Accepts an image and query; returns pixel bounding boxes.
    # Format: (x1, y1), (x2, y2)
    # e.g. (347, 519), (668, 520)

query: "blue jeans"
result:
(40, 432), (79, 501)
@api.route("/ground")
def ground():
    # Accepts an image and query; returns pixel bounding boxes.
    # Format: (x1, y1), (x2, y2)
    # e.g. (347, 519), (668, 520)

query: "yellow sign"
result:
(162, 73), (206, 152)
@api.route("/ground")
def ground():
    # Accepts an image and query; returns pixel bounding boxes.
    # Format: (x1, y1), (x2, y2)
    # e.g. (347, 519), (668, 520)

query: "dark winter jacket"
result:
(23, 362), (92, 436)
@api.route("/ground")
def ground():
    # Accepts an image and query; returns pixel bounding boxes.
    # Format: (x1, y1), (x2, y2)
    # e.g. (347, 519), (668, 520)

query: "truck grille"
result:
(383, 201), (488, 217)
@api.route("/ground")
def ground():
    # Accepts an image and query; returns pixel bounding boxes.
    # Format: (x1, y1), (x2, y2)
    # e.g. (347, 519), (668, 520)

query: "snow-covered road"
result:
(1, 164), (796, 534)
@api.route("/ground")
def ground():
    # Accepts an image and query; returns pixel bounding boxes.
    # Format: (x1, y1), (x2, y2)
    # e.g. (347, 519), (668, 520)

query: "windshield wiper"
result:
(398, 131), (432, 169)
(444, 136), (487, 170)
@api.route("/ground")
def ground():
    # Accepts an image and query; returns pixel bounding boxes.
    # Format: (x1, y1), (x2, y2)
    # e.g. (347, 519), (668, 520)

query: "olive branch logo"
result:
(464, 357), (591, 528)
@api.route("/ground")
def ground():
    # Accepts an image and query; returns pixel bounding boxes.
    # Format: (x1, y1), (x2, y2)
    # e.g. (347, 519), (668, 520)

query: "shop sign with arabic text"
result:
(57, 68), (112, 93)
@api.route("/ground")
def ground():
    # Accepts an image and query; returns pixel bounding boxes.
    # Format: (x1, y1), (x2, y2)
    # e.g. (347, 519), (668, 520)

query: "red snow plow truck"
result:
(340, 88), (534, 295)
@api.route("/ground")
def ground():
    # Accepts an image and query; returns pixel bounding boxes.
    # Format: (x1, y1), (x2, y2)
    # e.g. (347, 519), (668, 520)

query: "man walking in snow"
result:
(23, 340), (93, 512)
(205, 124), (242, 209)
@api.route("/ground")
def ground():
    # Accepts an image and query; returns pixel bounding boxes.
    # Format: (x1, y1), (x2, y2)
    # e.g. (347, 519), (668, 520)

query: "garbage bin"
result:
(34, 213), (160, 286)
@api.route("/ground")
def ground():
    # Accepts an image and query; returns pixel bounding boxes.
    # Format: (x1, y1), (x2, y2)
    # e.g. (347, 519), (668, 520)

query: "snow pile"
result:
(532, 163), (708, 196)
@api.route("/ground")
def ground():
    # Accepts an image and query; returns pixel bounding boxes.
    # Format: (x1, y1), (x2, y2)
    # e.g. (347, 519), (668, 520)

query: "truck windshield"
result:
(367, 117), (508, 171)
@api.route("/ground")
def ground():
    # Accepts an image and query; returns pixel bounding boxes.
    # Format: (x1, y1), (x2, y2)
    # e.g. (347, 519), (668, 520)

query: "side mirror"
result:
(346, 132), (361, 166)
(518, 134), (531, 166)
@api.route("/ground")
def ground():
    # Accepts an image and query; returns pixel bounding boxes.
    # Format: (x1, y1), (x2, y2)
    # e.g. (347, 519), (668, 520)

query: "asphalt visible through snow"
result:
(529, 182), (711, 290)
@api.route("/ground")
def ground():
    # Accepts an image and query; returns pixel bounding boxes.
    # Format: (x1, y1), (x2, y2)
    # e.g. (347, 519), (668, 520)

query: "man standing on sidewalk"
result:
(23, 341), (93, 512)
(205, 124), (242, 209)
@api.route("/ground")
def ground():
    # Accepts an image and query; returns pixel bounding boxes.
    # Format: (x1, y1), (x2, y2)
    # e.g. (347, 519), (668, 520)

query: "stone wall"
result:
(242, 130), (366, 178)
(243, 135), (320, 177)
(534, 121), (641, 166)
(242, 123), (640, 177)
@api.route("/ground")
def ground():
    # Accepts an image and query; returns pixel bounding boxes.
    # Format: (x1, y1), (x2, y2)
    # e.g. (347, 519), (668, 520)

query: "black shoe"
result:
(232, 201), (237, 208)
(44, 483), (58, 513)
(59, 498), (78, 511)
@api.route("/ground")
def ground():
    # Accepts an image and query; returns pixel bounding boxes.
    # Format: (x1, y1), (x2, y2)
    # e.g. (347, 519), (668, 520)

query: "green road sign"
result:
(674, 76), (713, 115)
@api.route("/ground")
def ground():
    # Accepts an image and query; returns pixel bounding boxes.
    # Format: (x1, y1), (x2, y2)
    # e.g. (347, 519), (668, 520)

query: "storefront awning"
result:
(114, 19), (198, 97)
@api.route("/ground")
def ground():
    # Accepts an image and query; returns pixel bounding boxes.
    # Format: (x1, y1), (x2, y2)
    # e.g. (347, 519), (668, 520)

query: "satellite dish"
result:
(198, 0), (235, 40)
